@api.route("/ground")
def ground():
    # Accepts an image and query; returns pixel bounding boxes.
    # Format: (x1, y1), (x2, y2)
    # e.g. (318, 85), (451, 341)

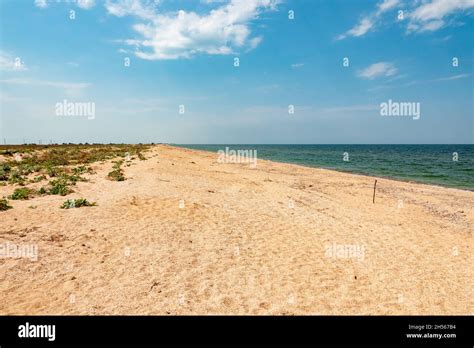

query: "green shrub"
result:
(107, 169), (125, 181)
(8, 170), (25, 185)
(64, 174), (86, 183)
(49, 179), (72, 196)
(46, 166), (64, 178)
(61, 198), (96, 209)
(32, 175), (47, 183)
(0, 198), (12, 211)
(72, 165), (94, 175)
(9, 187), (34, 200)
(108, 160), (125, 181)
(0, 164), (11, 181)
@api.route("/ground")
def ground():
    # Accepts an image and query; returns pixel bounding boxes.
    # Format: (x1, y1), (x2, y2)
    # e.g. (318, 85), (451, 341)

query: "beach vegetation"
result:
(0, 198), (12, 211)
(9, 187), (34, 200)
(61, 198), (96, 209)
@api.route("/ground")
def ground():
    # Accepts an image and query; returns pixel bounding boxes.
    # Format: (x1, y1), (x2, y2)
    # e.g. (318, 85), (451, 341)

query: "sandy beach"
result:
(0, 144), (472, 315)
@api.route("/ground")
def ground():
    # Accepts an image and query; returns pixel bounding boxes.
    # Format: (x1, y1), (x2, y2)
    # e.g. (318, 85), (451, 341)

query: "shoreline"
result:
(174, 144), (474, 193)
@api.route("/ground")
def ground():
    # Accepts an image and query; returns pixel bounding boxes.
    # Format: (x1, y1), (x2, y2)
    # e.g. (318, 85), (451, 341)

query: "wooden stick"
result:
(373, 179), (377, 204)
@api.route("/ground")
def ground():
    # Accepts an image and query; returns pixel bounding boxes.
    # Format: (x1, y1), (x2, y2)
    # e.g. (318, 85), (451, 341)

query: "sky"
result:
(0, 0), (473, 144)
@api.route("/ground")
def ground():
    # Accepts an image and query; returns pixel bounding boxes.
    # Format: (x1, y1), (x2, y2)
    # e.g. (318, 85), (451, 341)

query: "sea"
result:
(177, 144), (474, 191)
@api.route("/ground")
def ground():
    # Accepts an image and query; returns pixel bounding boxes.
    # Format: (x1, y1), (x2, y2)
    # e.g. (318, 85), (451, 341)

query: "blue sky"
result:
(0, 0), (473, 144)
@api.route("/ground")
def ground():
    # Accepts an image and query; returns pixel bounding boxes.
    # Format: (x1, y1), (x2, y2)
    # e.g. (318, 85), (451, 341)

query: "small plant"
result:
(72, 165), (94, 175)
(9, 187), (34, 200)
(137, 152), (146, 160)
(0, 198), (12, 211)
(0, 164), (11, 181)
(8, 170), (25, 185)
(66, 174), (88, 183)
(107, 160), (125, 181)
(32, 175), (47, 183)
(61, 198), (96, 209)
(112, 160), (123, 169)
(46, 166), (64, 178)
(49, 178), (73, 196)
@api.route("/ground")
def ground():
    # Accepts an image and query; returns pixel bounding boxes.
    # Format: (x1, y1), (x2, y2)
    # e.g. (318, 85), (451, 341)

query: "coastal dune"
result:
(0, 144), (472, 315)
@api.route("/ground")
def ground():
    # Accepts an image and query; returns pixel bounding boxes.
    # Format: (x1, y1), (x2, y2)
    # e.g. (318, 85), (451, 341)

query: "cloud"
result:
(322, 104), (379, 113)
(34, 0), (48, 8)
(376, 0), (399, 14)
(35, 0), (96, 10)
(0, 52), (28, 71)
(337, 0), (399, 40)
(0, 78), (90, 96)
(338, 18), (374, 39)
(77, 0), (96, 9)
(432, 73), (471, 82)
(407, 0), (474, 33)
(358, 62), (397, 79)
(339, 0), (474, 38)
(105, 0), (280, 60)
(105, 0), (157, 19)
(406, 73), (471, 85)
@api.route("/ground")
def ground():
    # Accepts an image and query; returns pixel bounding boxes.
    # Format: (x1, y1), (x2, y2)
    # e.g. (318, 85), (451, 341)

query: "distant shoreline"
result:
(175, 144), (474, 192)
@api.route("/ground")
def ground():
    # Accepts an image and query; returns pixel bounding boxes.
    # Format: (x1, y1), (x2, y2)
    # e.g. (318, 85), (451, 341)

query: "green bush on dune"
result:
(0, 164), (11, 181)
(107, 160), (125, 181)
(0, 198), (12, 211)
(8, 170), (25, 185)
(61, 198), (96, 209)
(48, 178), (73, 196)
(9, 187), (34, 200)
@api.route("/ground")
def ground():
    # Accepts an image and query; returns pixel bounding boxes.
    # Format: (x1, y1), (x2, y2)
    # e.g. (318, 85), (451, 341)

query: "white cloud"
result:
(105, 0), (157, 19)
(34, 0), (48, 8)
(0, 78), (90, 97)
(376, 0), (399, 14)
(340, 0), (474, 38)
(408, 0), (474, 33)
(358, 62), (397, 80)
(106, 0), (280, 60)
(0, 52), (28, 71)
(337, 0), (399, 40)
(338, 18), (374, 39)
(430, 73), (471, 82)
(322, 104), (379, 113)
(77, 0), (96, 9)
(35, 0), (96, 10)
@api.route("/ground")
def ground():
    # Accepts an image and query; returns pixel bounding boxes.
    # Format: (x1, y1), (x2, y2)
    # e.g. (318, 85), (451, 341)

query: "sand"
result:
(0, 144), (472, 315)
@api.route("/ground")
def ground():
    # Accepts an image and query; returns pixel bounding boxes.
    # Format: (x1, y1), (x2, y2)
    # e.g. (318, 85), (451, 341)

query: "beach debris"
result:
(149, 281), (160, 292)
(373, 179), (377, 203)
